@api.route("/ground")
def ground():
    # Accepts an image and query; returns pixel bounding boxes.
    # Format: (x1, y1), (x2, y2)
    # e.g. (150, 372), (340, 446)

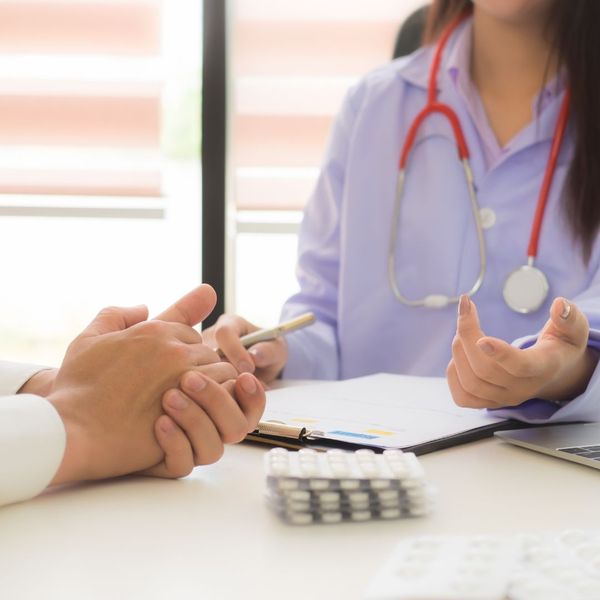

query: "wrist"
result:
(538, 347), (599, 404)
(18, 368), (58, 397)
(48, 390), (91, 485)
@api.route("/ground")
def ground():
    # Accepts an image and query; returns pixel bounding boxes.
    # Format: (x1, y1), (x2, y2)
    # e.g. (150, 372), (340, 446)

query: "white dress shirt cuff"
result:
(0, 394), (66, 507)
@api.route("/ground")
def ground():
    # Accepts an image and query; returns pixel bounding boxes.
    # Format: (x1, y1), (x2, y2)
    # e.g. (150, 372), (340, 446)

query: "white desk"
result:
(1, 429), (598, 599)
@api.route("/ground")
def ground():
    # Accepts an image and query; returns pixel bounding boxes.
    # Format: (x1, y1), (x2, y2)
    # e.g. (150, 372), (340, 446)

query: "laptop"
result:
(495, 423), (600, 470)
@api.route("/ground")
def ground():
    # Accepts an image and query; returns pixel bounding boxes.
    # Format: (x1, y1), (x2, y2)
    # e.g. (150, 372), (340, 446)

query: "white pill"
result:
(298, 448), (318, 456)
(321, 512), (343, 524)
(318, 492), (340, 503)
(348, 492), (370, 503)
(370, 479), (391, 490)
(356, 449), (375, 457)
(286, 490), (311, 501)
(309, 479), (329, 490)
(576, 544), (600, 561)
(380, 508), (401, 520)
(340, 479), (361, 490)
(277, 479), (298, 490)
(289, 512), (313, 525)
(351, 510), (371, 522)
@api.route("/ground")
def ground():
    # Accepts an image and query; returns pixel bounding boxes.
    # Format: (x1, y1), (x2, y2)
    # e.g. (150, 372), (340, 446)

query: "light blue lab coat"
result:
(280, 27), (600, 424)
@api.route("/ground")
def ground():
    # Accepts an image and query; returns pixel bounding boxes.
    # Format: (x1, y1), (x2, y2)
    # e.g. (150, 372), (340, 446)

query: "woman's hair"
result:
(423, 0), (600, 262)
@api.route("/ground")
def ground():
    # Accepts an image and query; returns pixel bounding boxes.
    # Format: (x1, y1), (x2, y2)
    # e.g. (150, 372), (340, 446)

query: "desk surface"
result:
(1, 432), (598, 599)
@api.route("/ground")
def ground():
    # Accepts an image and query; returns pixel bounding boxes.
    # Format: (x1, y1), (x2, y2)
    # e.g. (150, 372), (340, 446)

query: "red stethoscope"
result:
(387, 11), (571, 313)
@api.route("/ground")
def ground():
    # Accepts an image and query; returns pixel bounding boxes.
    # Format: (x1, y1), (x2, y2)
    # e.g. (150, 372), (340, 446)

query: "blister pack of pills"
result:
(264, 448), (433, 525)
(365, 535), (525, 600)
(510, 530), (600, 600)
(365, 530), (600, 600)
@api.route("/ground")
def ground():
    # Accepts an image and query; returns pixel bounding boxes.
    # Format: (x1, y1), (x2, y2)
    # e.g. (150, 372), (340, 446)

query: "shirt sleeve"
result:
(0, 360), (51, 396)
(0, 394), (66, 507)
(281, 86), (361, 380)
(491, 269), (600, 424)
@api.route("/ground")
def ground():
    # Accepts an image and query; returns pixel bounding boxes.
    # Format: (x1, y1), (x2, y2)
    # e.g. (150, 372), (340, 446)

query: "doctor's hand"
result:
(447, 295), (598, 409)
(202, 314), (288, 385)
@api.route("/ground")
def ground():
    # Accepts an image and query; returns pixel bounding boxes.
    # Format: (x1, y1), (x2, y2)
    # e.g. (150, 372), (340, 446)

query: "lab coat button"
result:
(479, 208), (496, 229)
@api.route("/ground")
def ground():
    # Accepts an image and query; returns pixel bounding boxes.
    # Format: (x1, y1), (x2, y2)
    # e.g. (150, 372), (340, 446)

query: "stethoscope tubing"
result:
(388, 10), (570, 312)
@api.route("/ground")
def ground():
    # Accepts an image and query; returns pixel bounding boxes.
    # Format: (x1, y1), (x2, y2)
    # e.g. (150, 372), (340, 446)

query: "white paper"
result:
(264, 374), (506, 449)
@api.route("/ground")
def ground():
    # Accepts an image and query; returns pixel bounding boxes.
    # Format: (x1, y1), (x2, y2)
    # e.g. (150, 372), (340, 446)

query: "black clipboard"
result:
(245, 418), (531, 456)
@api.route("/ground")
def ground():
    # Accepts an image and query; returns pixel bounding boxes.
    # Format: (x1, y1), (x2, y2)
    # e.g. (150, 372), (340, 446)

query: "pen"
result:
(216, 312), (316, 356)
(240, 312), (316, 349)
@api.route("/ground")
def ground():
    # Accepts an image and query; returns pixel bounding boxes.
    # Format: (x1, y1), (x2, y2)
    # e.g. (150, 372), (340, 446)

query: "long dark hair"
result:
(424, 0), (600, 263)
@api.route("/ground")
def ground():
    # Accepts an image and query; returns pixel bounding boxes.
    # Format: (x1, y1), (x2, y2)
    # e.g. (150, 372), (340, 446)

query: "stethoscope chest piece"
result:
(502, 264), (549, 314)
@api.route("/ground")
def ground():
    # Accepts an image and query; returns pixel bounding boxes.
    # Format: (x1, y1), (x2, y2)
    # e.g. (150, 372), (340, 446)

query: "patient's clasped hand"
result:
(19, 284), (266, 489)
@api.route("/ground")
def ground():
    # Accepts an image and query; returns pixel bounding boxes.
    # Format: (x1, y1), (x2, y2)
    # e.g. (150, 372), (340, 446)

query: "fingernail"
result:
(237, 360), (254, 374)
(248, 347), (263, 366)
(167, 391), (189, 410)
(458, 295), (471, 316)
(560, 298), (571, 320)
(185, 371), (206, 393)
(240, 374), (258, 394)
(478, 341), (495, 356)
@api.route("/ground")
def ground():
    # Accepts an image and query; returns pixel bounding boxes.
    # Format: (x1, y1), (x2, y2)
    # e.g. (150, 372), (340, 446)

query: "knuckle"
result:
(221, 422), (248, 445)
(166, 341), (190, 363)
(201, 443), (224, 465)
(451, 336), (461, 354)
(139, 319), (167, 336)
(98, 305), (120, 317)
(173, 462), (194, 478)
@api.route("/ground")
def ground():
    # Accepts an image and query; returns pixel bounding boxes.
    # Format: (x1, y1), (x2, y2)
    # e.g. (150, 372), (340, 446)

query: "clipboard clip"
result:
(254, 420), (324, 441)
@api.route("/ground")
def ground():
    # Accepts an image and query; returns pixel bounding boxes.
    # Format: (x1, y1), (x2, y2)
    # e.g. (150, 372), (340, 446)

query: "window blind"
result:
(231, 0), (428, 211)
(0, 0), (162, 198)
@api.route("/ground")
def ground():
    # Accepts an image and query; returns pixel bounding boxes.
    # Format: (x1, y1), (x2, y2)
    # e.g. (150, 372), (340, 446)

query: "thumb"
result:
(456, 295), (485, 343)
(153, 284), (217, 327)
(544, 297), (589, 348)
(79, 304), (149, 338)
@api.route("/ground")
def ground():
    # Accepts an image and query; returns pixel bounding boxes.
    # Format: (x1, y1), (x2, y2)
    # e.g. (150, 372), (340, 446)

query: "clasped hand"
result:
(447, 294), (597, 409)
(22, 285), (266, 485)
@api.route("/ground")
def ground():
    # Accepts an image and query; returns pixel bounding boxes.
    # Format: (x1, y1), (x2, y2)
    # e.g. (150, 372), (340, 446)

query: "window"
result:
(0, 0), (202, 365)
(228, 0), (428, 325)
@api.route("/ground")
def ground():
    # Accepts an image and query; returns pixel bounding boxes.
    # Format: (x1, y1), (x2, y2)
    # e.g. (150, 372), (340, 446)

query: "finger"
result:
(476, 336), (550, 379)
(162, 389), (225, 465)
(153, 284), (217, 328)
(187, 342), (222, 366)
(233, 373), (266, 431)
(248, 340), (284, 369)
(451, 336), (510, 403)
(79, 304), (149, 338)
(195, 361), (238, 384)
(446, 361), (492, 409)
(544, 297), (589, 348)
(141, 415), (194, 478)
(214, 317), (256, 374)
(179, 372), (249, 444)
